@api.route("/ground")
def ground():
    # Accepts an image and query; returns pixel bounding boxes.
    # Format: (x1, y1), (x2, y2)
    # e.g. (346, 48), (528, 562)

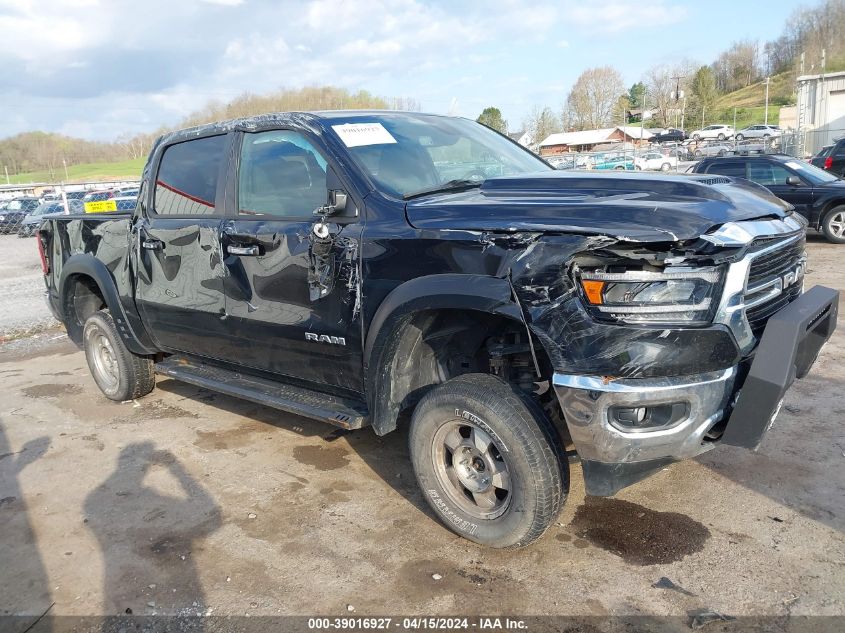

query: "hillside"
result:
(702, 71), (796, 129)
(3, 157), (145, 185)
(713, 71), (795, 110)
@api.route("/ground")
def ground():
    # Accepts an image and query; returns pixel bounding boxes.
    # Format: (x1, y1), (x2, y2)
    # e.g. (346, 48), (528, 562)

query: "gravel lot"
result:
(0, 234), (59, 341)
(0, 232), (843, 630)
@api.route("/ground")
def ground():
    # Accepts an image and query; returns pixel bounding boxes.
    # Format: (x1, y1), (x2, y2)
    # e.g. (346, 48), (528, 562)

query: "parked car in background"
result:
(690, 124), (735, 141)
(593, 154), (635, 170)
(734, 125), (782, 140)
(118, 188), (140, 198)
(650, 128), (686, 143)
(634, 151), (678, 171)
(734, 139), (768, 155)
(691, 154), (845, 243)
(692, 142), (733, 158)
(810, 140), (845, 177)
(0, 197), (40, 233)
(17, 201), (66, 237)
(545, 155), (575, 170)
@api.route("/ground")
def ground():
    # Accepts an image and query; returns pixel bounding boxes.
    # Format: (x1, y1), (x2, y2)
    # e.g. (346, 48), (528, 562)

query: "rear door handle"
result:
(227, 244), (260, 256)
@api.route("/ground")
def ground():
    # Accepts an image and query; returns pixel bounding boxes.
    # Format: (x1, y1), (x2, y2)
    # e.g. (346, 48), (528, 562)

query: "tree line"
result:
(0, 86), (417, 178)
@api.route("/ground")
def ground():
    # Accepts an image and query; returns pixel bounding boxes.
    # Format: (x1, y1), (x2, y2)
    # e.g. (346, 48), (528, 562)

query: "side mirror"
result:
(786, 176), (802, 186)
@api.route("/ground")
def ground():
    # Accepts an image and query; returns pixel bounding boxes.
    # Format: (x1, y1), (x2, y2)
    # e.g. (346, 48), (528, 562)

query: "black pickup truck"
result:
(38, 111), (838, 548)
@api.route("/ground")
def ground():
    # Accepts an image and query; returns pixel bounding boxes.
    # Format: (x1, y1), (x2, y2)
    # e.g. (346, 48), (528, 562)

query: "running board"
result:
(154, 357), (369, 429)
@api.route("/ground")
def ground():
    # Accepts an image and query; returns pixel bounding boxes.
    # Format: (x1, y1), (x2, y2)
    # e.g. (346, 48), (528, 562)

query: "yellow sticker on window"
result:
(84, 200), (117, 213)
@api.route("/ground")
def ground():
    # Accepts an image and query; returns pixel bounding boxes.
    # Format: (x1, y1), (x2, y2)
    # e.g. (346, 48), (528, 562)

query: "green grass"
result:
(699, 105), (782, 130)
(3, 157), (145, 184)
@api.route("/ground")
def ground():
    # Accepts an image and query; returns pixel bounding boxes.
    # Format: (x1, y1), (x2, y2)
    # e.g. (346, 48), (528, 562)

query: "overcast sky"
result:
(1, 0), (797, 141)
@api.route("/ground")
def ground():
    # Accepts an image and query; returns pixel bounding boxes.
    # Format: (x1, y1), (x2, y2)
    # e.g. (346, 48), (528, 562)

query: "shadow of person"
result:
(0, 422), (53, 633)
(83, 441), (221, 628)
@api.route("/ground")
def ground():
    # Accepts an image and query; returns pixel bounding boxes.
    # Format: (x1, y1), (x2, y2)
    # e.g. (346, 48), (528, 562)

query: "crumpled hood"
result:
(405, 171), (792, 242)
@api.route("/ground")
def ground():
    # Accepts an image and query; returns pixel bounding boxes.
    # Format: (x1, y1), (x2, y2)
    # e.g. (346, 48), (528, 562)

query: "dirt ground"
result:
(0, 233), (843, 630)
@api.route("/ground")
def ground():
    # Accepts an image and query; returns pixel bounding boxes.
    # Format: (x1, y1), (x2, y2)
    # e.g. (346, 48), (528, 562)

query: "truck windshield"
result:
(327, 114), (550, 198)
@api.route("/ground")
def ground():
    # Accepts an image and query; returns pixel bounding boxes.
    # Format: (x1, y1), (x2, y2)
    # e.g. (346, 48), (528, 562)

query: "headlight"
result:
(576, 266), (723, 326)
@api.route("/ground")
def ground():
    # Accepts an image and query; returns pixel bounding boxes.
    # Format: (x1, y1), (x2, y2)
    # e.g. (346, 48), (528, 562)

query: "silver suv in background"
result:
(735, 125), (782, 140)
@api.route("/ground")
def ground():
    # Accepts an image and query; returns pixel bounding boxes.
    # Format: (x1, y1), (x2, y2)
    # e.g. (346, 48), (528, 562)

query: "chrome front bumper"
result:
(553, 367), (738, 465)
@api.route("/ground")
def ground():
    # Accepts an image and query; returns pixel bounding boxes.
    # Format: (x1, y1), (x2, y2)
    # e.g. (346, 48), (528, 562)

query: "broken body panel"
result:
(39, 111), (838, 497)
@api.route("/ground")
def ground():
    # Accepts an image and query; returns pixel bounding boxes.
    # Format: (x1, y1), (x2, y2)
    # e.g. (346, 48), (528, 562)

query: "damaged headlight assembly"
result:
(576, 266), (724, 326)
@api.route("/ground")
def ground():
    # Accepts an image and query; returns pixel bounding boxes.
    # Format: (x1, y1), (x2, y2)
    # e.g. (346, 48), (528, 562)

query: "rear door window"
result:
(154, 135), (227, 216)
(704, 160), (746, 178)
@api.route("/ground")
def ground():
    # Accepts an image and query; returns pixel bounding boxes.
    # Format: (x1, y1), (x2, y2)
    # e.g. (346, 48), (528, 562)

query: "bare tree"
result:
(523, 106), (562, 144)
(644, 61), (698, 127)
(711, 40), (762, 92)
(564, 66), (626, 130)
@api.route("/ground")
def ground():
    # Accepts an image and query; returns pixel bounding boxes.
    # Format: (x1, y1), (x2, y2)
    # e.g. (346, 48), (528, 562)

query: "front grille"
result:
(744, 236), (805, 337)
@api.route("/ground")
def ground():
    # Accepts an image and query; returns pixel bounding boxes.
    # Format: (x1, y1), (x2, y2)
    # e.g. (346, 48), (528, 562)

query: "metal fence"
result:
(541, 128), (845, 174)
(0, 180), (140, 238)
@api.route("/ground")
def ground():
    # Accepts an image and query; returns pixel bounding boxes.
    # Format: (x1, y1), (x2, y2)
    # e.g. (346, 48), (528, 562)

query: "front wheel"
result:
(83, 310), (155, 401)
(409, 373), (567, 548)
(692, 134), (701, 141)
(717, 133), (726, 140)
(822, 206), (845, 244)
(660, 162), (671, 171)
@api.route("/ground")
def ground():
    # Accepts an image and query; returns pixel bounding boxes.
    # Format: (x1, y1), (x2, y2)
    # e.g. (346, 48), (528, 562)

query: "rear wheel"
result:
(821, 206), (845, 244)
(735, 134), (744, 141)
(717, 133), (726, 140)
(409, 373), (567, 548)
(83, 310), (155, 401)
(692, 134), (701, 141)
(660, 162), (671, 171)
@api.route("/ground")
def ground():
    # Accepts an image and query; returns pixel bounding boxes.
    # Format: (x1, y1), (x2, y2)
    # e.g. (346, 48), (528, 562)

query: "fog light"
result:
(608, 402), (689, 432)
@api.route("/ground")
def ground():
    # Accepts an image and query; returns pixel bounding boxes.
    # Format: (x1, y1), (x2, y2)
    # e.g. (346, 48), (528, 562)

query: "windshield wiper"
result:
(403, 178), (483, 200)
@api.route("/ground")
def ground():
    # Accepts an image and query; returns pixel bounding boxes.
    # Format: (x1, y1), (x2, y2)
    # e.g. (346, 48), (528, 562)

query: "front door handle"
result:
(227, 244), (260, 256)
(142, 239), (164, 251)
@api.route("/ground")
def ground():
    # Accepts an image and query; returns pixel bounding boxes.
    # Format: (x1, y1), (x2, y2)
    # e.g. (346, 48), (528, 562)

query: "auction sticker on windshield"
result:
(84, 200), (117, 213)
(332, 122), (397, 148)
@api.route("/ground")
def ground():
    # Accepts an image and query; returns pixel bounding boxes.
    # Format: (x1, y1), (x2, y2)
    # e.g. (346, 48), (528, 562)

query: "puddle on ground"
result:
(22, 383), (82, 398)
(569, 497), (710, 566)
(291, 445), (350, 471)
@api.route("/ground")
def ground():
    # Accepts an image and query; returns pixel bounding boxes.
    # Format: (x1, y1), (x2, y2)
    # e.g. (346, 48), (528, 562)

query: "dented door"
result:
(134, 133), (231, 358)
(215, 129), (365, 392)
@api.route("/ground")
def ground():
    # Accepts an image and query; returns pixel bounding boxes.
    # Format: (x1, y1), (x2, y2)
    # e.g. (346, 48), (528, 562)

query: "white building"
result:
(797, 70), (845, 153)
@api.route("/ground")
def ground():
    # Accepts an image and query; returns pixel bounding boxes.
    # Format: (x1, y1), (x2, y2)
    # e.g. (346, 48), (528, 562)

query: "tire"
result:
(718, 149), (727, 157)
(735, 134), (744, 141)
(83, 309), (155, 401)
(694, 150), (702, 158)
(614, 165), (625, 170)
(409, 373), (567, 548)
(821, 206), (845, 244)
(692, 134), (700, 141)
(717, 133), (726, 140)
(660, 163), (671, 171)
